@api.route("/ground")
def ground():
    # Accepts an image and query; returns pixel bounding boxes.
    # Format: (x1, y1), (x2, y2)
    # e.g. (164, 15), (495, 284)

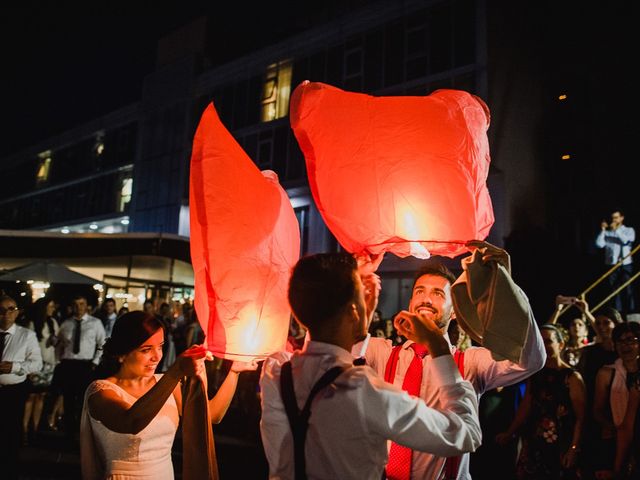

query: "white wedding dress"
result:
(80, 375), (179, 479)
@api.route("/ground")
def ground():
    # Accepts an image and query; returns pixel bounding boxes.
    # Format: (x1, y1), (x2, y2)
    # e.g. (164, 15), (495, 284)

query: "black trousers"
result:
(57, 359), (95, 439)
(608, 263), (635, 313)
(0, 380), (29, 480)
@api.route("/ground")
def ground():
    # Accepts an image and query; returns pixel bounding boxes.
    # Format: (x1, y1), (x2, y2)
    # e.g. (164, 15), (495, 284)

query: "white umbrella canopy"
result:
(0, 261), (101, 285)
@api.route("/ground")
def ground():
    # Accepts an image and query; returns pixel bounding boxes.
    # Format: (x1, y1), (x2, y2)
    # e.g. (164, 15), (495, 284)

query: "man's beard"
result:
(435, 316), (448, 330)
(413, 303), (448, 330)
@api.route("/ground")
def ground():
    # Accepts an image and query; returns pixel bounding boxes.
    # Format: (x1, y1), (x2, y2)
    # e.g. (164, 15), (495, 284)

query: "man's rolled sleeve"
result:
(11, 330), (42, 375)
(429, 355), (463, 387)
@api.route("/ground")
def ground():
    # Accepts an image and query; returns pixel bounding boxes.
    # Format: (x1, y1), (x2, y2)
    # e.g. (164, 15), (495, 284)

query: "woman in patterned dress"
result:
(497, 324), (586, 479)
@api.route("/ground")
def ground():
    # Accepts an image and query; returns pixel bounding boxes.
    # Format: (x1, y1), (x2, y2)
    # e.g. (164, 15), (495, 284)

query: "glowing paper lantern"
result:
(190, 104), (300, 360)
(290, 81), (494, 259)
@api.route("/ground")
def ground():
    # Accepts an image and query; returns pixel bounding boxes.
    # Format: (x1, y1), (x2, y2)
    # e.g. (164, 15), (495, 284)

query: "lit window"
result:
(558, 94), (567, 101)
(261, 60), (292, 122)
(36, 151), (52, 184)
(561, 154), (571, 160)
(119, 177), (133, 212)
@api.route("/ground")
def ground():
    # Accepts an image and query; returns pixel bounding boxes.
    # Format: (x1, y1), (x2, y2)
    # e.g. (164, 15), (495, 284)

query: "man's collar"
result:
(0, 323), (17, 334)
(303, 340), (354, 364)
(401, 339), (415, 350)
(400, 335), (454, 353)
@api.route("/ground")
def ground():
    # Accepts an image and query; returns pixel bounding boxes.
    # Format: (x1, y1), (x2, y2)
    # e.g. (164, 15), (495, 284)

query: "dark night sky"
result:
(0, 1), (347, 157)
(1, 3), (202, 156)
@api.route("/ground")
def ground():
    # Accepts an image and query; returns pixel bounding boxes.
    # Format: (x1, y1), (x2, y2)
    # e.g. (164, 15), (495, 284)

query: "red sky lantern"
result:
(190, 104), (300, 360)
(290, 81), (494, 259)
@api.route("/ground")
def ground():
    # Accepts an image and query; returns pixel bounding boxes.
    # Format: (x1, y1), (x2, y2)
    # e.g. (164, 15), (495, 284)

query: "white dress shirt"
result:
(260, 340), (481, 480)
(596, 225), (636, 265)
(0, 323), (43, 385)
(359, 322), (546, 480)
(103, 313), (117, 338)
(58, 314), (106, 365)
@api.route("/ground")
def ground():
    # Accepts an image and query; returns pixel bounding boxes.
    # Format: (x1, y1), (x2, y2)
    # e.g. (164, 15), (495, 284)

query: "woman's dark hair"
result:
(97, 311), (164, 378)
(540, 323), (565, 344)
(596, 306), (624, 325)
(26, 297), (55, 342)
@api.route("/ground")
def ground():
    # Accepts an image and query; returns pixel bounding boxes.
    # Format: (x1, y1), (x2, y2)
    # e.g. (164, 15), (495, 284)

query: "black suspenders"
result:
(280, 361), (347, 480)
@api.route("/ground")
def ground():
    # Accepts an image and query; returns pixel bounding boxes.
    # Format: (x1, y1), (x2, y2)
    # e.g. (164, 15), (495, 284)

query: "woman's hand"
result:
(172, 345), (207, 377)
(561, 447), (578, 469)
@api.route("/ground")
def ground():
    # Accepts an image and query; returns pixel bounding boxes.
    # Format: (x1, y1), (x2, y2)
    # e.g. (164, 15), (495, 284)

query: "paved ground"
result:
(17, 408), (269, 479)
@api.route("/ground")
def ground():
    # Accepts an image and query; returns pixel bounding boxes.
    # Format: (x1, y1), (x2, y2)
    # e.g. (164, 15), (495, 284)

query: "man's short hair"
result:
(0, 294), (16, 304)
(288, 253), (358, 332)
(412, 259), (457, 291)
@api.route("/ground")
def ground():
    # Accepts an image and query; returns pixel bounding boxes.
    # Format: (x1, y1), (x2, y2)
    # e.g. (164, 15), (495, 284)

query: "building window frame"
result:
(260, 59), (293, 123)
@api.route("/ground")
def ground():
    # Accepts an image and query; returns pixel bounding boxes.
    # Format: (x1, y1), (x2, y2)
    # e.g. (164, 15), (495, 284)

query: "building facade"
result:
(1, 0), (522, 317)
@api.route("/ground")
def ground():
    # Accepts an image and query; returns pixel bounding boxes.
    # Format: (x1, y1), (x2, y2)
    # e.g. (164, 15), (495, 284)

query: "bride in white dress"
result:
(80, 311), (256, 479)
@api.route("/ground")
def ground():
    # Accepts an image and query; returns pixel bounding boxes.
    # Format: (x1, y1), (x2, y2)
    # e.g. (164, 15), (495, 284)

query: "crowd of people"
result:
(357, 266), (640, 479)
(0, 294), (222, 479)
(0, 217), (639, 479)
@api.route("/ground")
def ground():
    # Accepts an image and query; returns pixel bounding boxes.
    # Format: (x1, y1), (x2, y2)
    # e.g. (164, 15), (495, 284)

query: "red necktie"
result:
(386, 343), (429, 480)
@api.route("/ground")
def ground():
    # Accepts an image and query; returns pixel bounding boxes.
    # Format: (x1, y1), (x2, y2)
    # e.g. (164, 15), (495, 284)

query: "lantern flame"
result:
(402, 211), (430, 259)
(241, 311), (262, 354)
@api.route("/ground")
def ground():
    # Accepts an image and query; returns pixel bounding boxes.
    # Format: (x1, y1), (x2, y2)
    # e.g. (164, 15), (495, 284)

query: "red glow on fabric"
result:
(290, 81), (494, 259)
(189, 104), (300, 360)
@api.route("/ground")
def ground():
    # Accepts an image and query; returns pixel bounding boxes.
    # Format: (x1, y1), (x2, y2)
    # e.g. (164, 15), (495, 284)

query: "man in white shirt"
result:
(95, 297), (117, 338)
(359, 241), (546, 479)
(55, 295), (105, 442)
(260, 253), (481, 480)
(0, 294), (43, 479)
(596, 210), (636, 313)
